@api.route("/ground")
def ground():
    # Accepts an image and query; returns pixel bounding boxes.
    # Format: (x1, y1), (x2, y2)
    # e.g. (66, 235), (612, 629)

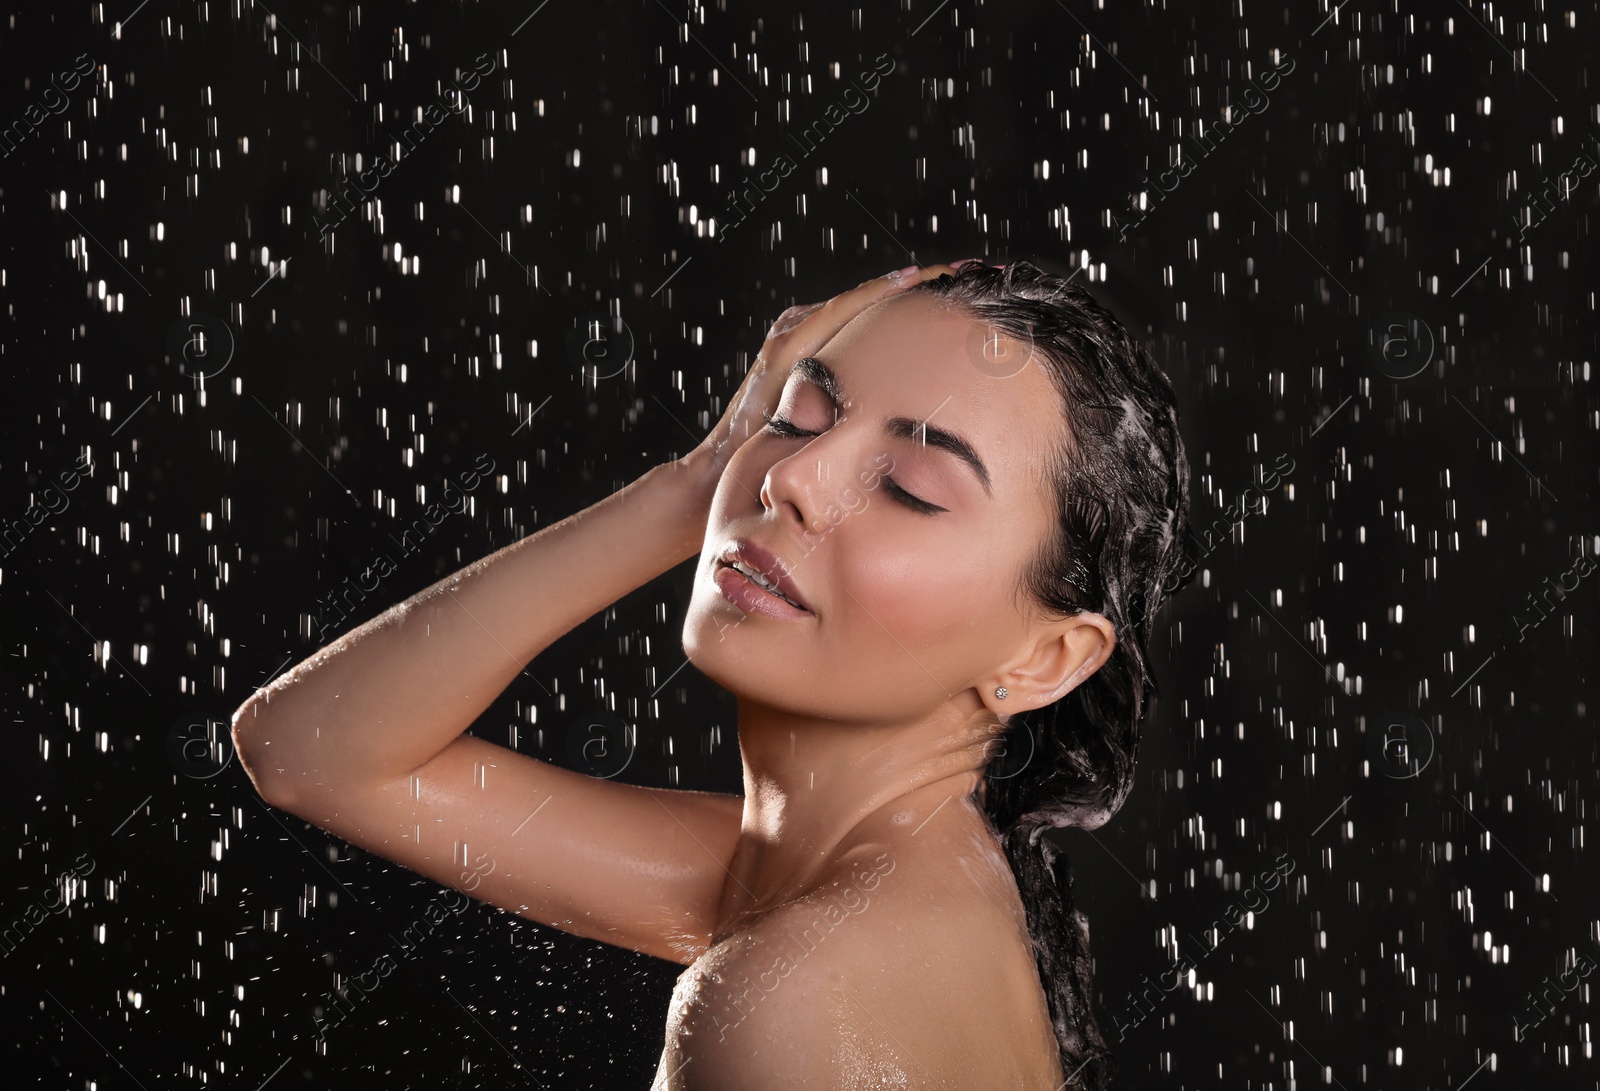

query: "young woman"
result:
(231, 259), (1191, 1089)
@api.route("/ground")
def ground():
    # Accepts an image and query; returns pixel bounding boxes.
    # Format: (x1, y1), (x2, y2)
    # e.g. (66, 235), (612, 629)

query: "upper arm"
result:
(254, 732), (743, 965)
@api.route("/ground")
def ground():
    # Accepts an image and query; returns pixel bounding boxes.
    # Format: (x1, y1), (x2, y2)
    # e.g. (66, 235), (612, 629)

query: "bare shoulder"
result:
(666, 838), (1064, 1090)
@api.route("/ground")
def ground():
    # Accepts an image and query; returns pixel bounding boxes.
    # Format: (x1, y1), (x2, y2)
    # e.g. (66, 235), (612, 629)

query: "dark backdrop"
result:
(2, 1), (1595, 1088)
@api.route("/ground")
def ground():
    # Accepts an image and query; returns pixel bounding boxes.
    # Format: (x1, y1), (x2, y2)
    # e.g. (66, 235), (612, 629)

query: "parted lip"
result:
(716, 538), (810, 612)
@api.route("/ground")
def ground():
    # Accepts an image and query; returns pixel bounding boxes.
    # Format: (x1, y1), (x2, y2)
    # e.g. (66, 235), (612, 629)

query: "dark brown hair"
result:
(904, 260), (1191, 1086)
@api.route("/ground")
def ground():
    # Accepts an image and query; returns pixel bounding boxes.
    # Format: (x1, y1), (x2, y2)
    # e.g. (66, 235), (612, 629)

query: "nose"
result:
(758, 446), (817, 535)
(758, 430), (859, 548)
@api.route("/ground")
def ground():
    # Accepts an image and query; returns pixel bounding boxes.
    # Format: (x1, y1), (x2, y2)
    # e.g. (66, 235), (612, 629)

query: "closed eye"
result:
(761, 410), (945, 515)
(760, 410), (815, 440)
(881, 478), (946, 515)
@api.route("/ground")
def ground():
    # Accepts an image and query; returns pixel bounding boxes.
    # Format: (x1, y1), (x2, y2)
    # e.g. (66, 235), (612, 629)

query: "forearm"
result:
(231, 458), (715, 805)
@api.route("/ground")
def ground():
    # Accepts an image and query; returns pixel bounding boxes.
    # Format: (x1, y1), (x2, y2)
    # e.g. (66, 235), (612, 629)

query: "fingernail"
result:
(887, 264), (921, 284)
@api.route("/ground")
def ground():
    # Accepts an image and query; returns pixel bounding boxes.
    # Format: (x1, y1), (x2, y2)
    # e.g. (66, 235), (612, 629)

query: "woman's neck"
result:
(718, 697), (998, 919)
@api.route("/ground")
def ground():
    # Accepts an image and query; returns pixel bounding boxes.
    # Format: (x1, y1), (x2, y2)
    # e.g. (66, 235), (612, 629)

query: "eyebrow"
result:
(792, 356), (994, 496)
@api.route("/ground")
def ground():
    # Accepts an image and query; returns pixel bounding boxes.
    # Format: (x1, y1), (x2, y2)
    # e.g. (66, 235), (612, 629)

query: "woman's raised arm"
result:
(228, 266), (952, 963)
(231, 457), (712, 806)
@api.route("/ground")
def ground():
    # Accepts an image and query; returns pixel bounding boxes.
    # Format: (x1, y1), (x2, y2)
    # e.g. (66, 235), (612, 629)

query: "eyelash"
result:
(760, 410), (944, 516)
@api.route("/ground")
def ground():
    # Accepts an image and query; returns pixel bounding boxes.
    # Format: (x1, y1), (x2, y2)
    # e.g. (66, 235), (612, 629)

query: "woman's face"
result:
(682, 291), (1073, 726)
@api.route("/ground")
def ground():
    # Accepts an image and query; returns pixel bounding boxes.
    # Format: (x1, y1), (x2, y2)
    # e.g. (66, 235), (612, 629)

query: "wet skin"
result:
(659, 288), (1117, 1088)
(231, 266), (1113, 1091)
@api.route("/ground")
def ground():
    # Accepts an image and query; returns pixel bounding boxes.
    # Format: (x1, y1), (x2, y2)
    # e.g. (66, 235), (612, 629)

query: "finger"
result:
(770, 301), (826, 337)
(779, 266), (945, 358)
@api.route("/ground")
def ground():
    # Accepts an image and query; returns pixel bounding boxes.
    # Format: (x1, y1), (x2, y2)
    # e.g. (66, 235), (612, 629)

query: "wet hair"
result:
(902, 260), (1191, 1087)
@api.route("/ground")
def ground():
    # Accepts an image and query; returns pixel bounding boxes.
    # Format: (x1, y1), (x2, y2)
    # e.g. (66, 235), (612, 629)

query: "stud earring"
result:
(994, 686), (1008, 699)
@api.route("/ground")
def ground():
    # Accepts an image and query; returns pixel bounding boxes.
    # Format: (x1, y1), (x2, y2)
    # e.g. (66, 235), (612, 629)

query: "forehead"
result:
(815, 292), (1067, 484)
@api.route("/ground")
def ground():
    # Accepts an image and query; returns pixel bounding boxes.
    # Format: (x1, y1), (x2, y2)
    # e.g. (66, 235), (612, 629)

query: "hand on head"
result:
(685, 260), (982, 484)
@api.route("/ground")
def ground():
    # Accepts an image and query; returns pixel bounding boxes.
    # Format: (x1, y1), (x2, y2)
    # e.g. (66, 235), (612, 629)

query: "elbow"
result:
(230, 694), (295, 810)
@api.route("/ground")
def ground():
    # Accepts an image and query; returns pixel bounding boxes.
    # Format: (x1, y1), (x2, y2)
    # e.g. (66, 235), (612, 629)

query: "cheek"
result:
(710, 438), (793, 529)
(834, 526), (1010, 661)
(713, 448), (762, 514)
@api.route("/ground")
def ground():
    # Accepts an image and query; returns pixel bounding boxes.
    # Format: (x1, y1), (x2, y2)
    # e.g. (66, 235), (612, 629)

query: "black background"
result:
(1, 1), (1596, 1088)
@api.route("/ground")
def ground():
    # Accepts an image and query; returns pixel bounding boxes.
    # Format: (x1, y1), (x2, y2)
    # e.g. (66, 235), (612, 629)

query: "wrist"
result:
(662, 447), (725, 503)
(648, 456), (719, 557)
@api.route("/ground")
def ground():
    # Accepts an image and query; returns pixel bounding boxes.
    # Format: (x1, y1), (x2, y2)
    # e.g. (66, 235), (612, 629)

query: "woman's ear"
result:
(987, 611), (1117, 714)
